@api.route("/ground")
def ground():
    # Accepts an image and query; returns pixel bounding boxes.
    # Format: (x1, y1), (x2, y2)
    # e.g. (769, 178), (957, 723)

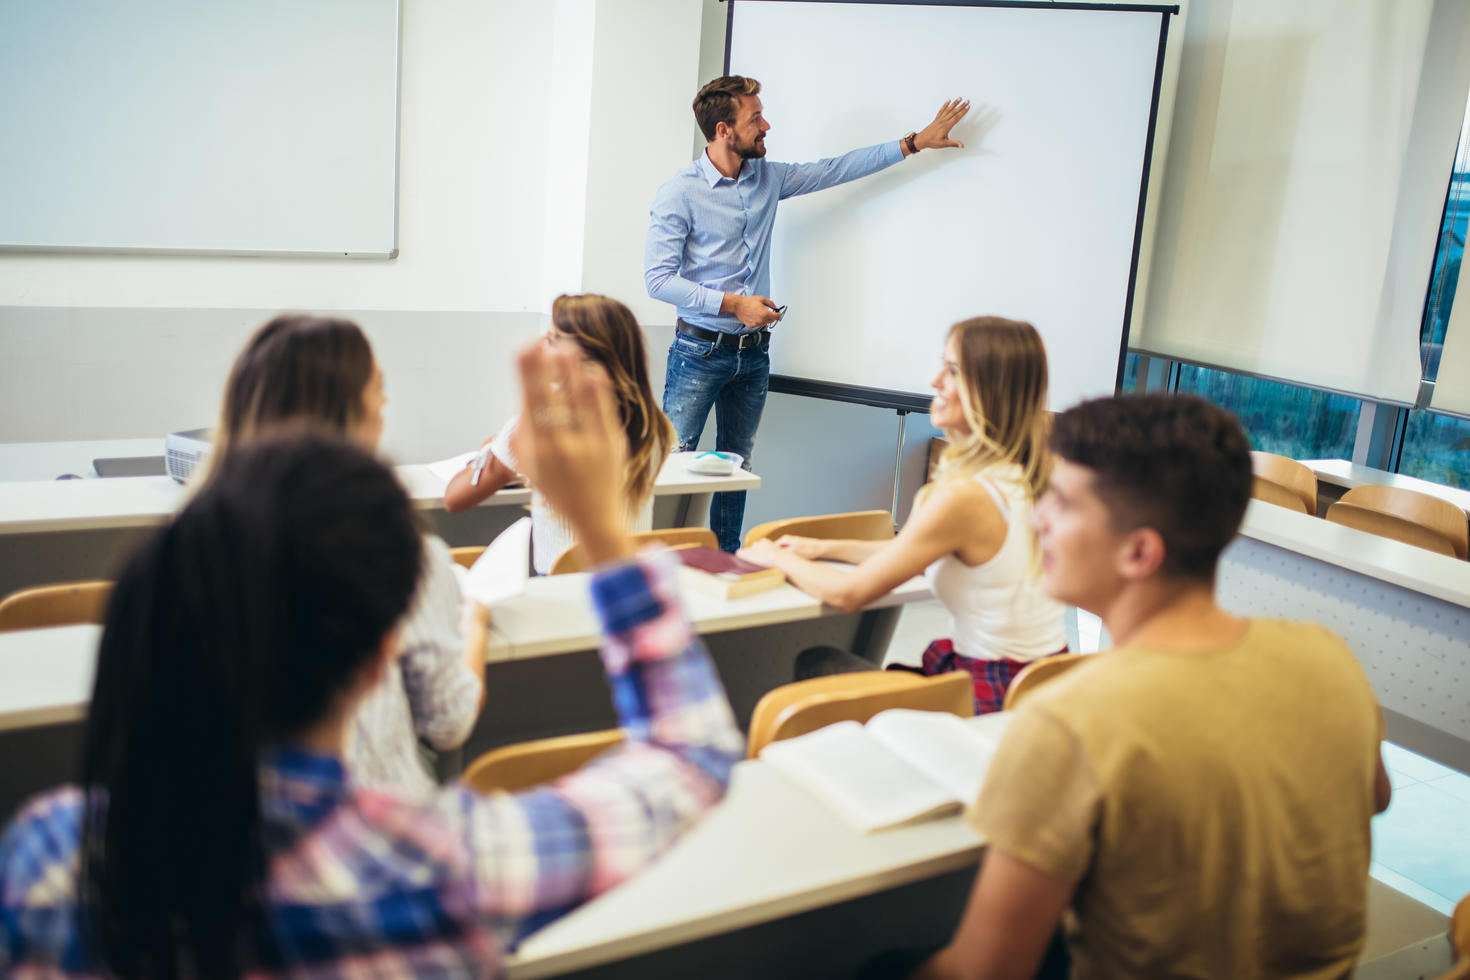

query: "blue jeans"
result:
(662, 330), (769, 552)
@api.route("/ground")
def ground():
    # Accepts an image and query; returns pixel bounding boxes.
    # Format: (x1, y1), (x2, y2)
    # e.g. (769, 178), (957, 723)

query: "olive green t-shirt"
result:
(970, 619), (1382, 980)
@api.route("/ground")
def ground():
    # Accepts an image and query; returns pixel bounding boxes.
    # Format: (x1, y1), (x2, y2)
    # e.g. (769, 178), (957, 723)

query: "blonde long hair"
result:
(926, 317), (1051, 504)
(551, 294), (675, 511)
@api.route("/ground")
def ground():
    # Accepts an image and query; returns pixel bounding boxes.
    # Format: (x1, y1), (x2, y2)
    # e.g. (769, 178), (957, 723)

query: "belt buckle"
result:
(738, 330), (760, 350)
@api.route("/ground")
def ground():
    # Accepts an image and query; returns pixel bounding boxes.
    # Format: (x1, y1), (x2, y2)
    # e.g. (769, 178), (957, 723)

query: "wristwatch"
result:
(903, 131), (919, 155)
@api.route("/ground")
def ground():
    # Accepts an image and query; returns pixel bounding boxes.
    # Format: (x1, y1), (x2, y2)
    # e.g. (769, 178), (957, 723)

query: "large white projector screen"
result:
(0, 0), (401, 257)
(728, 0), (1172, 411)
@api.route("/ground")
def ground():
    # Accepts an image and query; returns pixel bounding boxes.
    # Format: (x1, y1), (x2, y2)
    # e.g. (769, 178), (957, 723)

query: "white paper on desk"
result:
(461, 517), (531, 606)
(426, 451), (477, 484)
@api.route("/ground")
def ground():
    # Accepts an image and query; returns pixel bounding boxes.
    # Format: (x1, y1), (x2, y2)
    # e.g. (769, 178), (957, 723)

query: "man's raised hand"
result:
(916, 98), (972, 151)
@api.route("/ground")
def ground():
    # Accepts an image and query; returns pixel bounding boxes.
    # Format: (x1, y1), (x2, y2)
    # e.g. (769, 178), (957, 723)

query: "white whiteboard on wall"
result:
(0, 0), (401, 257)
(728, 0), (1172, 411)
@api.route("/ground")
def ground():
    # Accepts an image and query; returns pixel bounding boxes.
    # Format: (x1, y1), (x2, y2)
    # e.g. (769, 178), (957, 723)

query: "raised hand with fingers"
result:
(508, 341), (632, 564)
(914, 98), (972, 151)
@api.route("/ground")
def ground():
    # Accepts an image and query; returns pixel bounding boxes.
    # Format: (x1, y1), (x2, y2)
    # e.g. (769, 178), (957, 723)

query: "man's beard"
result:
(734, 136), (767, 160)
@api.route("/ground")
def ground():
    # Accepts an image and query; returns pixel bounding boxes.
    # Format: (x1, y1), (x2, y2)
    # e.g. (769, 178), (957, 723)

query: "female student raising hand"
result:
(740, 317), (1068, 713)
(0, 337), (742, 976)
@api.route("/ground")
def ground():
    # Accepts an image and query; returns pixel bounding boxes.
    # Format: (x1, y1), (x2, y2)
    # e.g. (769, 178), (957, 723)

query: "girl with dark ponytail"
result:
(0, 336), (742, 977)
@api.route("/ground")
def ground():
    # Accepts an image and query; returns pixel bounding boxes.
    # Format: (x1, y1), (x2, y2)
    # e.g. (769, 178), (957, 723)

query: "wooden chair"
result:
(0, 581), (113, 632)
(1431, 892), (1470, 980)
(1325, 485), (1467, 560)
(746, 670), (973, 759)
(450, 546), (484, 570)
(1002, 653), (1091, 711)
(462, 729), (625, 793)
(548, 527), (718, 576)
(742, 510), (895, 550)
(1249, 451), (1317, 515)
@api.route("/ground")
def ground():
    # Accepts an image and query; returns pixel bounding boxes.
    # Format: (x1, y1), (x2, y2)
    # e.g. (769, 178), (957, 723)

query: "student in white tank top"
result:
(741, 317), (1067, 713)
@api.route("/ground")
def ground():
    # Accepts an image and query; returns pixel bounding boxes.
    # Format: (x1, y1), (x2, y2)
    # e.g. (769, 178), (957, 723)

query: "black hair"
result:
(1049, 393), (1253, 582)
(79, 434), (423, 977)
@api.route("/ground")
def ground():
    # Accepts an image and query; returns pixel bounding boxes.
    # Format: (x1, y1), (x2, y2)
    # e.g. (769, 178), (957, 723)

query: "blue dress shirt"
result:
(645, 142), (904, 333)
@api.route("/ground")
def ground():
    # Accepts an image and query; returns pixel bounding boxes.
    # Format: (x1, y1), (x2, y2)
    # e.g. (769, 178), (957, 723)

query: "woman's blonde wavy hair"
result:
(924, 317), (1051, 505)
(550, 294), (675, 512)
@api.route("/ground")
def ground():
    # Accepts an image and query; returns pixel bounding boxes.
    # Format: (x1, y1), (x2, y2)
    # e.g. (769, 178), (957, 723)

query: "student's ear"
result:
(1117, 527), (1167, 581)
(713, 120), (733, 143)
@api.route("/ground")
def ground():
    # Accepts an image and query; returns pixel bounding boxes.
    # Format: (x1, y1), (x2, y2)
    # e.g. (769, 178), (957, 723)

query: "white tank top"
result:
(889, 467), (1067, 667)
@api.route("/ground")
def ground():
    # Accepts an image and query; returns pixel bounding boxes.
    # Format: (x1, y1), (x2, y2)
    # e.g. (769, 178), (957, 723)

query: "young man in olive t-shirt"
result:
(915, 394), (1392, 980)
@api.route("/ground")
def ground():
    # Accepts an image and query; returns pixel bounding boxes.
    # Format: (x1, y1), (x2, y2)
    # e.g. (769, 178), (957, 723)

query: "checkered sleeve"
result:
(451, 550), (742, 942)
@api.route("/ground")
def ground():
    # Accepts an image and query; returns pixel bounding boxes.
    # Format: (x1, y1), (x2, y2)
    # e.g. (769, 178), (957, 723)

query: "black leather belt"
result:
(677, 319), (770, 350)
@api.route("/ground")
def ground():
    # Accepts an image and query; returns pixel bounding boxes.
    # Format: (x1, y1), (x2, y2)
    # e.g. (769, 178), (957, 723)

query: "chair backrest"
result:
(742, 510), (895, 550)
(548, 526), (719, 576)
(0, 581), (113, 633)
(1334, 484), (1467, 560)
(1324, 501), (1458, 557)
(746, 670), (973, 759)
(1001, 653), (1091, 711)
(1251, 476), (1309, 514)
(1432, 892), (1470, 980)
(462, 729), (625, 794)
(1249, 451), (1317, 515)
(450, 546), (484, 570)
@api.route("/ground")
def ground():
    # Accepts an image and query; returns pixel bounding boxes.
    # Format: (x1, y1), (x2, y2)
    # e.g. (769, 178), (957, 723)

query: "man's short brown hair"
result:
(693, 76), (761, 142)
(1049, 394), (1253, 583)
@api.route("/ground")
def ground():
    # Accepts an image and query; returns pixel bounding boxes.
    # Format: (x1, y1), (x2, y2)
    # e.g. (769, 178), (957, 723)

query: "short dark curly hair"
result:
(1049, 394), (1253, 583)
(693, 75), (761, 142)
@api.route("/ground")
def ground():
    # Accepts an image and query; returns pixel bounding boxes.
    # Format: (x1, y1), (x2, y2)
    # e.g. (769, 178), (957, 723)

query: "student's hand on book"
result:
(509, 341), (633, 564)
(738, 539), (783, 567)
(773, 534), (826, 560)
(916, 97), (971, 151)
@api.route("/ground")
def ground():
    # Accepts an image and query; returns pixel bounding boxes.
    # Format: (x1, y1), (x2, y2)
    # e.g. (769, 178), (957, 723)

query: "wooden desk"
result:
(0, 442), (759, 596)
(1223, 501), (1470, 771)
(1300, 458), (1470, 519)
(506, 712), (1008, 980)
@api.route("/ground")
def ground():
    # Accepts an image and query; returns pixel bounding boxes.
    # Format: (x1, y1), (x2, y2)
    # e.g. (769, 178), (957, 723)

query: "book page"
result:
(865, 709), (1005, 805)
(760, 721), (960, 834)
(426, 451), (476, 484)
(461, 517), (531, 606)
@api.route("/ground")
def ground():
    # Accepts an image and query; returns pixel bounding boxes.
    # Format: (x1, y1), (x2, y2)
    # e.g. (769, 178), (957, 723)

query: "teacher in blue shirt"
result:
(645, 75), (970, 552)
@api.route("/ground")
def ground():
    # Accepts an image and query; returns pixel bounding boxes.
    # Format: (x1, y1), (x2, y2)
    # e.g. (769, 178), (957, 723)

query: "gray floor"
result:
(881, 600), (1456, 975)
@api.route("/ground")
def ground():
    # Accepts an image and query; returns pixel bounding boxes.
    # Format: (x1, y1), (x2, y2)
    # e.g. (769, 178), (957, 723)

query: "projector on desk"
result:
(165, 428), (212, 484)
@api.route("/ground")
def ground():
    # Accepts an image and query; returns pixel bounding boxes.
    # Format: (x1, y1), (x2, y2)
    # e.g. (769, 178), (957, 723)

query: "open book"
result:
(760, 709), (1011, 834)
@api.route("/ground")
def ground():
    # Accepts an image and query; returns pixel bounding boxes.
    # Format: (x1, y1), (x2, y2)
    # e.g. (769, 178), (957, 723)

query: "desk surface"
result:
(0, 565), (930, 732)
(506, 712), (1007, 979)
(485, 564), (932, 662)
(1238, 499), (1470, 608)
(1301, 458), (1470, 518)
(0, 443), (759, 535)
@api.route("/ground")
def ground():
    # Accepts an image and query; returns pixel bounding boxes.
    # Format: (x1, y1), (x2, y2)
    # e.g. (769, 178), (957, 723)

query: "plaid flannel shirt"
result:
(0, 551), (742, 977)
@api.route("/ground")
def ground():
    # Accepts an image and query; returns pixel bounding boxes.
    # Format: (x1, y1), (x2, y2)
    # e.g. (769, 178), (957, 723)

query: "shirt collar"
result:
(697, 149), (736, 187)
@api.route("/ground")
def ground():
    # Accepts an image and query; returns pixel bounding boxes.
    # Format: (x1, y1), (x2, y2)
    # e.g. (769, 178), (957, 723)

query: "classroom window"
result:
(1118, 351), (1141, 394)
(1175, 364), (1361, 460)
(1396, 93), (1470, 490)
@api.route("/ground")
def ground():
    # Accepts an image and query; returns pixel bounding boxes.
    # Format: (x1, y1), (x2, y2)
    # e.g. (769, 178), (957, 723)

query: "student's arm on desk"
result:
(740, 479), (1003, 612)
(444, 436), (519, 512)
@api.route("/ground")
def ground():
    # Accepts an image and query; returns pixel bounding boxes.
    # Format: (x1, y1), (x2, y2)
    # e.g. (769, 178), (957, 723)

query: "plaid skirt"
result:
(891, 638), (1065, 715)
